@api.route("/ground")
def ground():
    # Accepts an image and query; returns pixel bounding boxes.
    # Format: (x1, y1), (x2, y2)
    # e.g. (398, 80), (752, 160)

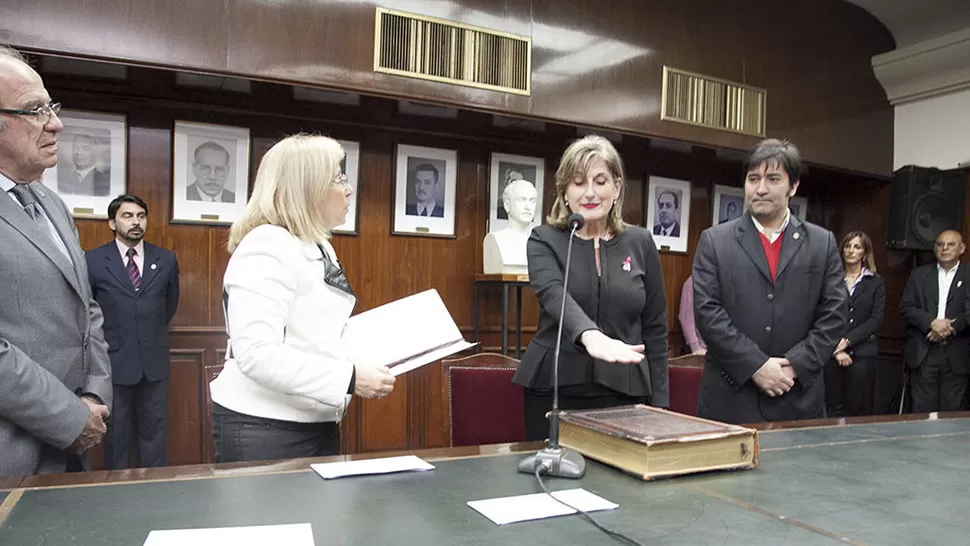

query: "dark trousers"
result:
(104, 378), (169, 470)
(911, 345), (969, 413)
(211, 403), (340, 463)
(824, 355), (876, 417)
(523, 388), (648, 441)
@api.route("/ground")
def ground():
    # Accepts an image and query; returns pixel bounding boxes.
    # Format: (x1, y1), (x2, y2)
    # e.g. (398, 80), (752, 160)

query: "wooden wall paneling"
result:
(201, 363), (224, 464)
(166, 349), (206, 466)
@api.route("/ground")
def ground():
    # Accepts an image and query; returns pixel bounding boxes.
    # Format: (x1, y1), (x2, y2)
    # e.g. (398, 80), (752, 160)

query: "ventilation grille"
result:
(374, 8), (531, 95)
(661, 66), (766, 137)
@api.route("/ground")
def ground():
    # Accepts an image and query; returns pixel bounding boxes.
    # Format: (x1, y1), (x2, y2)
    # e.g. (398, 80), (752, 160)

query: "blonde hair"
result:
(227, 134), (344, 252)
(547, 135), (627, 234)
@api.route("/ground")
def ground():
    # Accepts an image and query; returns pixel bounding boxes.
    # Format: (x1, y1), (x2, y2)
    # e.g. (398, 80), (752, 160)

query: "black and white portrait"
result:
(171, 121), (250, 225)
(712, 185), (745, 225)
(332, 139), (361, 235)
(393, 144), (458, 237)
(646, 176), (691, 253)
(488, 153), (544, 233)
(43, 110), (127, 218)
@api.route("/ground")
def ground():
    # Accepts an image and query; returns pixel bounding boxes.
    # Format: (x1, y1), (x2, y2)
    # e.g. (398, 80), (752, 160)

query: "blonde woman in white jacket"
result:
(209, 134), (394, 463)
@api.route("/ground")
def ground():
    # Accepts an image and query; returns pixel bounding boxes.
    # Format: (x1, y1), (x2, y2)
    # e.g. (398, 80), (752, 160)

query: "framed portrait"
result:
(171, 121), (250, 225)
(332, 139), (361, 235)
(42, 110), (127, 218)
(646, 176), (691, 253)
(711, 184), (745, 225)
(790, 196), (808, 221)
(392, 144), (458, 238)
(488, 153), (544, 234)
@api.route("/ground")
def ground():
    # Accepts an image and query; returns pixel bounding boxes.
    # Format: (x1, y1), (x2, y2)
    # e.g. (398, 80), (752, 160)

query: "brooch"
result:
(622, 256), (632, 272)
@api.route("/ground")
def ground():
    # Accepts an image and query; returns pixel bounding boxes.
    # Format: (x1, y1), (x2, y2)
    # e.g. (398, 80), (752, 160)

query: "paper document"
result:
(143, 523), (313, 546)
(467, 488), (619, 525)
(342, 289), (475, 376)
(311, 455), (435, 479)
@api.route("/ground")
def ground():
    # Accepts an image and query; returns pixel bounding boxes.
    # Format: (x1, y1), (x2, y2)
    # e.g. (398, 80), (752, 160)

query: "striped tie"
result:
(126, 248), (142, 291)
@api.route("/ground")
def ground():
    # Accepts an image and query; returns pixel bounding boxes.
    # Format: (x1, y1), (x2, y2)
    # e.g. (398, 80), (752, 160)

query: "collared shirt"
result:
(750, 208), (791, 243)
(116, 238), (145, 275)
(846, 267), (874, 297)
(937, 262), (959, 320)
(418, 202), (435, 216)
(197, 187), (225, 202)
(658, 224), (676, 237)
(74, 166), (96, 182)
(0, 172), (72, 262)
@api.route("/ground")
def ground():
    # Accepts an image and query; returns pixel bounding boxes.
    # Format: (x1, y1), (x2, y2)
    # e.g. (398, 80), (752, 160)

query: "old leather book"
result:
(558, 405), (758, 480)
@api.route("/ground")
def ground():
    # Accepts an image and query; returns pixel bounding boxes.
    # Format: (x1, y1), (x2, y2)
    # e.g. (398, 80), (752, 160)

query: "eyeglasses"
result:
(0, 102), (61, 124)
(197, 165), (228, 177)
(332, 172), (349, 187)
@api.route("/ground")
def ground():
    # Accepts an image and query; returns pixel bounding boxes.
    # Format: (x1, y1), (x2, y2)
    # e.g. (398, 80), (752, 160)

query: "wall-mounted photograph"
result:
(171, 121), (250, 225)
(712, 184), (745, 225)
(646, 176), (691, 253)
(392, 144), (458, 237)
(332, 139), (361, 235)
(488, 152), (544, 234)
(790, 196), (808, 221)
(42, 110), (127, 218)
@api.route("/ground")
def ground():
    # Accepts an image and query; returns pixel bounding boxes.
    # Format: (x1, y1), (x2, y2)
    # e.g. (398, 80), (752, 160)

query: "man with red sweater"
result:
(691, 139), (847, 424)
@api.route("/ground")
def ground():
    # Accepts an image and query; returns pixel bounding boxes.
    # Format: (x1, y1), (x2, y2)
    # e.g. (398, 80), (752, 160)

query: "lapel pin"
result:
(792, 232), (800, 240)
(151, 263), (157, 270)
(37, 190), (46, 197)
(959, 280), (963, 288)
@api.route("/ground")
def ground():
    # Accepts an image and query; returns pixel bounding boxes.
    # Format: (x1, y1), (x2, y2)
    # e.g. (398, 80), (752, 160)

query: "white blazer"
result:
(210, 225), (355, 423)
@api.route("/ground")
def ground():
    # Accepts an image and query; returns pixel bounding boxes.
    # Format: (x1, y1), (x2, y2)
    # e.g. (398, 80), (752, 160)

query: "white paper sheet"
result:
(342, 289), (474, 375)
(310, 455), (435, 479)
(143, 523), (313, 546)
(467, 488), (619, 525)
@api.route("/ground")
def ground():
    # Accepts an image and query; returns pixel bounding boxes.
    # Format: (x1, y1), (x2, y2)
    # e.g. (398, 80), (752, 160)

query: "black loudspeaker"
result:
(886, 165), (967, 251)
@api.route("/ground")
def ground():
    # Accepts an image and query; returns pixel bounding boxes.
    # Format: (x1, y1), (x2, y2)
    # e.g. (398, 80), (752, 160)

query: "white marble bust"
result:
(483, 179), (538, 275)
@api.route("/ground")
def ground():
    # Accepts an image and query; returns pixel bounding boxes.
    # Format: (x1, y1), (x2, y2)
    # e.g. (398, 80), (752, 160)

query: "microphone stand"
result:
(517, 219), (587, 479)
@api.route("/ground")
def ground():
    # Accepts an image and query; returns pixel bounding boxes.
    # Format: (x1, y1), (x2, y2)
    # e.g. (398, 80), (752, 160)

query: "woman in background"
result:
(513, 135), (669, 441)
(825, 231), (885, 417)
(210, 134), (395, 463)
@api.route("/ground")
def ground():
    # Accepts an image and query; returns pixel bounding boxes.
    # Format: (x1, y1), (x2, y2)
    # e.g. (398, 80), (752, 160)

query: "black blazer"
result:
(900, 263), (970, 374)
(512, 224), (669, 406)
(843, 274), (886, 358)
(86, 241), (180, 386)
(693, 214), (847, 424)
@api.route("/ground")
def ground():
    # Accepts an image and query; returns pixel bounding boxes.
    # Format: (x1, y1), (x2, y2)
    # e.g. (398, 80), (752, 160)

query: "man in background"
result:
(405, 163), (443, 217)
(87, 194), (180, 469)
(900, 230), (970, 413)
(57, 133), (110, 196)
(186, 141), (235, 203)
(653, 189), (681, 237)
(0, 45), (112, 477)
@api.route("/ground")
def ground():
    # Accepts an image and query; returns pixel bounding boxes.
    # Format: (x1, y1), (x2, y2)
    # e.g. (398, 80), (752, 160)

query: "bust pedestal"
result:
(483, 230), (528, 275)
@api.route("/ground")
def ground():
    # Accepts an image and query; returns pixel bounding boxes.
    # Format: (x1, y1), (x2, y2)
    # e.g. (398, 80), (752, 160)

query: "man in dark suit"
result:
(692, 139), (847, 424)
(404, 163), (444, 217)
(56, 133), (111, 196)
(185, 141), (235, 203)
(652, 189), (681, 237)
(900, 230), (970, 413)
(86, 194), (179, 469)
(0, 45), (112, 477)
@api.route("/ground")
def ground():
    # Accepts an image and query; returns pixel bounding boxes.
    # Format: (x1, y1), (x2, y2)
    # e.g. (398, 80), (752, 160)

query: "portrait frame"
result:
(711, 184), (745, 226)
(171, 121), (250, 225)
(790, 196), (808, 222)
(391, 144), (458, 238)
(487, 152), (545, 234)
(332, 139), (361, 236)
(646, 176), (691, 253)
(43, 109), (127, 219)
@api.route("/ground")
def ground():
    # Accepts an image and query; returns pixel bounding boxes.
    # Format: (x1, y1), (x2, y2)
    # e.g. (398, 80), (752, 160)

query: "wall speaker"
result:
(886, 165), (967, 251)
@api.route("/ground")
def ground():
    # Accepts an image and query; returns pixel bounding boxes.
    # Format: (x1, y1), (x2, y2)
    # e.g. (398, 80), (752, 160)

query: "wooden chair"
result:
(441, 352), (526, 447)
(668, 353), (705, 416)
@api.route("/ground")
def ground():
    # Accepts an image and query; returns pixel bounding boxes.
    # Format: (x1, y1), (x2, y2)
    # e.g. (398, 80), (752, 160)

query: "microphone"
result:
(517, 212), (587, 478)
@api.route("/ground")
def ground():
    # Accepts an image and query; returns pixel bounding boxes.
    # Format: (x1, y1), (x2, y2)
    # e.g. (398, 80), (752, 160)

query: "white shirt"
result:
(115, 238), (145, 275)
(196, 186), (225, 202)
(210, 225), (355, 423)
(0, 173), (72, 262)
(658, 223), (676, 237)
(937, 262), (959, 320)
(751, 208), (792, 243)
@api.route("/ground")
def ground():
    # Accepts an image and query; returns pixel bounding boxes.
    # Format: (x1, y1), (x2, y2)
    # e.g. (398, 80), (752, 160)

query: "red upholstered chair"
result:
(668, 353), (705, 416)
(442, 353), (526, 447)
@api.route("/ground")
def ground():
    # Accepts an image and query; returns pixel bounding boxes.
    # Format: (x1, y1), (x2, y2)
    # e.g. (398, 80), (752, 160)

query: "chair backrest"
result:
(442, 352), (526, 447)
(668, 353), (705, 416)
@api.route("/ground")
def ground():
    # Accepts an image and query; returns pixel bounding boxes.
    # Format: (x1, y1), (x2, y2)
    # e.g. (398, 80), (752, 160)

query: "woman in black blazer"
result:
(825, 231), (886, 417)
(512, 135), (669, 441)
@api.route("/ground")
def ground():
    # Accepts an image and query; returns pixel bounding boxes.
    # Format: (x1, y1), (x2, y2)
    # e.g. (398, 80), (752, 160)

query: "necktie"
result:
(421, 207), (428, 217)
(9, 184), (46, 227)
(126, 248), (142, 291)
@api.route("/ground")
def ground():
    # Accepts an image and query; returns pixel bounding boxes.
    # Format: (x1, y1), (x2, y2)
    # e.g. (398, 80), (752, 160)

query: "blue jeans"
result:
(211, 403), (340, 463)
